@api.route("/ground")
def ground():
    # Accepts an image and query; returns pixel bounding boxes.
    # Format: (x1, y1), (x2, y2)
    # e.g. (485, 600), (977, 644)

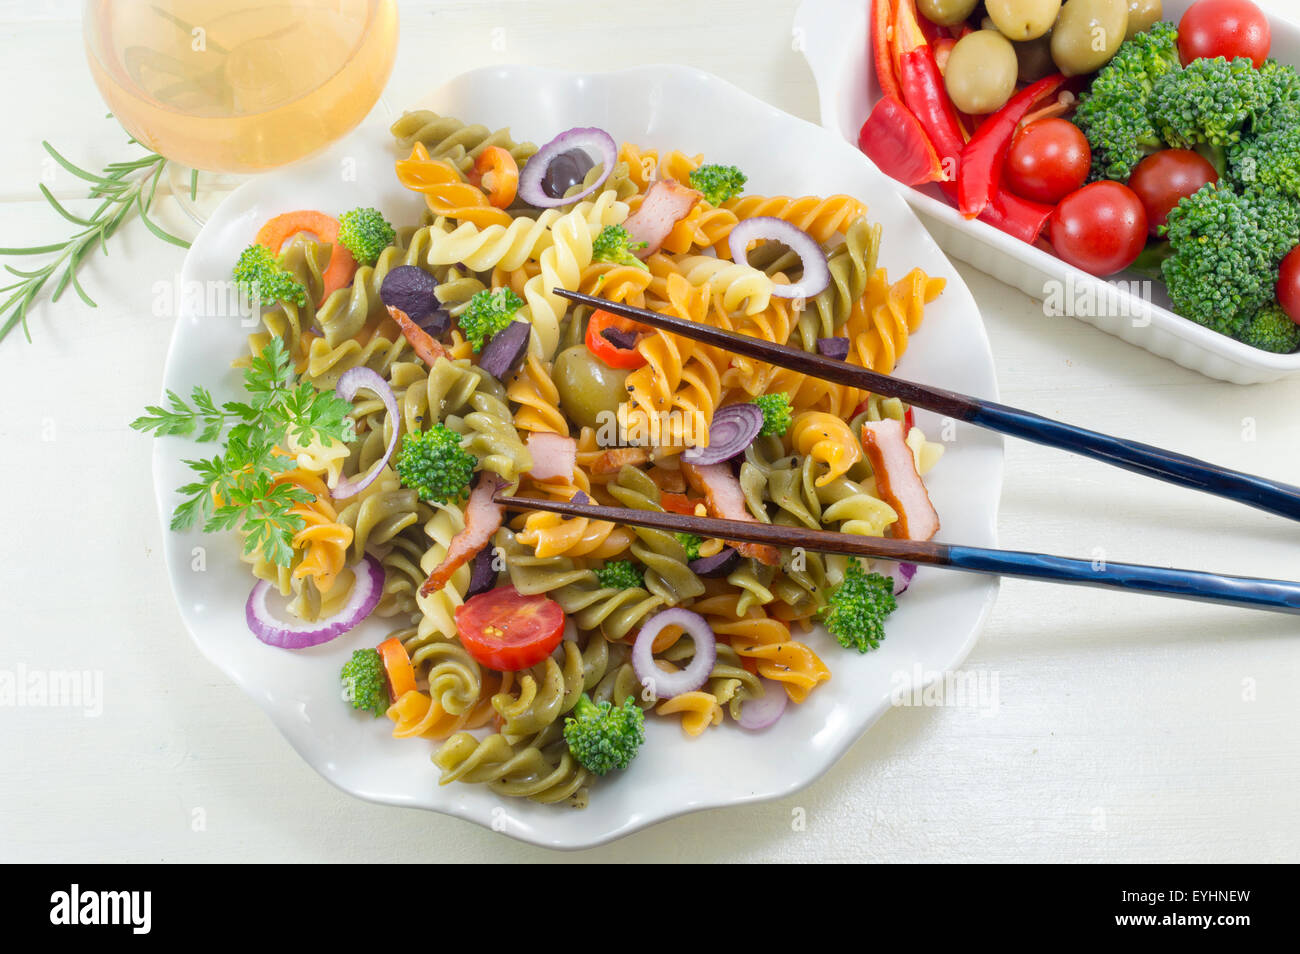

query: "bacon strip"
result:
(860, 418), (940, 541)
(525, 431), (577, 482)
(624, 180), (702, 257)
(681, 461), (781, 566)
(388, 305), (450, 367)
(419, 473), (507, 596)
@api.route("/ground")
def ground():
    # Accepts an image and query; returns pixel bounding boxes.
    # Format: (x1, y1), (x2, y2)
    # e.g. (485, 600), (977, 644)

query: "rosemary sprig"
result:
(0, 137), (190, 345)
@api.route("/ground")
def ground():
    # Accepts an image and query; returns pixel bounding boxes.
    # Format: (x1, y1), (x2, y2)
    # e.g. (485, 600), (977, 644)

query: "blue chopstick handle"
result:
(947, 545), (1300, 614)
(968, 402), (1300, 522)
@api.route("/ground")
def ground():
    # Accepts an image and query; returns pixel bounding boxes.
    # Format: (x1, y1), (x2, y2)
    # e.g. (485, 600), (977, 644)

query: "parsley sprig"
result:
(131, 339), (356, 567)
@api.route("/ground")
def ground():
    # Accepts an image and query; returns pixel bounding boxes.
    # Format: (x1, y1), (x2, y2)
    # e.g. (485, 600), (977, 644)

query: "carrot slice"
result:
(254, 210), (357, 300)
(467, 146), (520, 209)
(377, 636), (417, 701)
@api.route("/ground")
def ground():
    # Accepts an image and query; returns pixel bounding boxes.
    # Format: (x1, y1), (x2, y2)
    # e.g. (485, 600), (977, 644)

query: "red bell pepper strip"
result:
(859, 95), (946, 186)
(893, 0), (965, 179)
(871, 0), (902, 101)
(981, 190), (1056, 244)
(958, 74), (1068, 219)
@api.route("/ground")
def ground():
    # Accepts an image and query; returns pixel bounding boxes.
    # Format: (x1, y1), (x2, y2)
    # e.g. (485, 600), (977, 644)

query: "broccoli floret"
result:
(820, 559), (897, 653)
(594, 560), (644, 590)
(752, 392), (793, 436)
(337, 207), (396, 267)
(458, 287), (524, 352)
(1238, 302), (1300, 354)
(340, 648), (389, 717)
(393, 423), (477, 503)
(591, 224), (648, 271)
(675, 532), (703, 561)
(1151, 56), (1271, 170)
(1229, 124), (1300, 200)
(1161, 184), (1300, 338)
(1254, 59), (1300, 135)
(1072, 22), (1181, 181)
(233, 243), (307, 308)
(563, 693), (646, 775)
(688, 164), (747, 206)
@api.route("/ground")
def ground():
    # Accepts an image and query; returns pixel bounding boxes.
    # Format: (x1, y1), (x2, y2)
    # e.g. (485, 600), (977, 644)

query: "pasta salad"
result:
(135, 111), (950, 807)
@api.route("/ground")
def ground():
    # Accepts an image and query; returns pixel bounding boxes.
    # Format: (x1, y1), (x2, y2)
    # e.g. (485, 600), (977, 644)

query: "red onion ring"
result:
(331, 367), (397, 500)
(682, 403), (763, 466)
(632, 608), (717, 701)
(727, 216), (831, 299)
(246, 554), (385, 649)
(737, 676), (788, 730)
(518, 127), (618, 209)
(876, 560), (918, 595)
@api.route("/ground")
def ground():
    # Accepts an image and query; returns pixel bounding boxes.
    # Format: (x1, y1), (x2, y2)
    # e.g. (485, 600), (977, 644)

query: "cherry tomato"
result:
(1278, 246), (1300, 324)
(1049, 182), (1149, 276)
(1127, 149), (1220, 237)
(455, 586), (566, 671)
(1178, 0), (1271, 67)
(585, 309), (650, 369)
(1004, 119), (1092, 205)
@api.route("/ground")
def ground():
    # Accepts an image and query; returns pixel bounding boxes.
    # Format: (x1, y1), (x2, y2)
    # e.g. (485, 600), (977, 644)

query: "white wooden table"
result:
(1, 0), (1297, 863)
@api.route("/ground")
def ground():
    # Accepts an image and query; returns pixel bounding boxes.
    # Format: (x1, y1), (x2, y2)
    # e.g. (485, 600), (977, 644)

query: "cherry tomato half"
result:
(1179, 0), (1271, 67)
(1127, 149), (1220, 237)
(585, 309), (650, 369)
(455, 586), (566, 671)
(1049, 182), (1149, 277)
(1278, 246), (1300, 325)
(1004, 119), (1092, 205)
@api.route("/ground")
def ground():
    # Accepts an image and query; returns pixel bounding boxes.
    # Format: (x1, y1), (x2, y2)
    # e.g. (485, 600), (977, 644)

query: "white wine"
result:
(84, 0), (398, 173)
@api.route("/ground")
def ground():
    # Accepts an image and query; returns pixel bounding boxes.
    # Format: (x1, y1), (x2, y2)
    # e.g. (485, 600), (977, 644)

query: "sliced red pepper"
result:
(859, 95), (946, 186)
(958, 74), (1068, 219)
(871, 0), (901, 101)
(980, 189), (1056, 245)
(893, 0), (965, 178)
(932, 36), (955, 75)
(585, 309), (649, 369)
(660, 492), (699, 516)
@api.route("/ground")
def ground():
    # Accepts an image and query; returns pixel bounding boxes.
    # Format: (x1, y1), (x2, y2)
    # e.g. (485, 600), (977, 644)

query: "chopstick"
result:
(499, 494), (1300, 616)
(555, 288), (1300, 523)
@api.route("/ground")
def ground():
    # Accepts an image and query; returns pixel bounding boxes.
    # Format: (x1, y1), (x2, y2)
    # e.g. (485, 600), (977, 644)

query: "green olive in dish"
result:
(1125, 0), (1162, 40)
(944, 30), (1020, 115)
(553, 345), (631, 430)
(1015, 33), (1058, 83)
(917, 0), (980, 27)
(1051, 0), (1130, 76)
(986, 0), (1062, 42)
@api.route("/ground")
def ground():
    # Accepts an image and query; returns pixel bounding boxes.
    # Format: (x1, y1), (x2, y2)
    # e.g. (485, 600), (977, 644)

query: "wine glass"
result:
(83, 0), (398, 224)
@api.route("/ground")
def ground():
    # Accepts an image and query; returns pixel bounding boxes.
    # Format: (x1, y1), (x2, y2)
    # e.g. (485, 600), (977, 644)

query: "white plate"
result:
(154, 64), (1003, 849)
(794, 0), (1300, 384)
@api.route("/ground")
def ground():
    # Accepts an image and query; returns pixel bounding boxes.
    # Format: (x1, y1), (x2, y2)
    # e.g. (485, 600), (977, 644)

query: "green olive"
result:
(944, 30), (1019, 115)
(1125, 0), (1162, 40)
(1014, 33), (1057, 83)
(1051, 0), (1130, 76)
(986, 0), (1062, 41)
(917, 0), (980, 27)
(553, 345), (630, 431)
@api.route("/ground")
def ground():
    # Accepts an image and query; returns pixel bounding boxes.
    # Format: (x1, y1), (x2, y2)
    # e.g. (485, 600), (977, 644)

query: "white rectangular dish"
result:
(794, 0), (1300, 383)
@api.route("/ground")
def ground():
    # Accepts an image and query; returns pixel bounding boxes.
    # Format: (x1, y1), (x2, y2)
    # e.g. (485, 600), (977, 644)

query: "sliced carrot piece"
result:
(467, 146), (520, 209)
(377, 636), (417, 701)
(254, 210), (357, 301)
